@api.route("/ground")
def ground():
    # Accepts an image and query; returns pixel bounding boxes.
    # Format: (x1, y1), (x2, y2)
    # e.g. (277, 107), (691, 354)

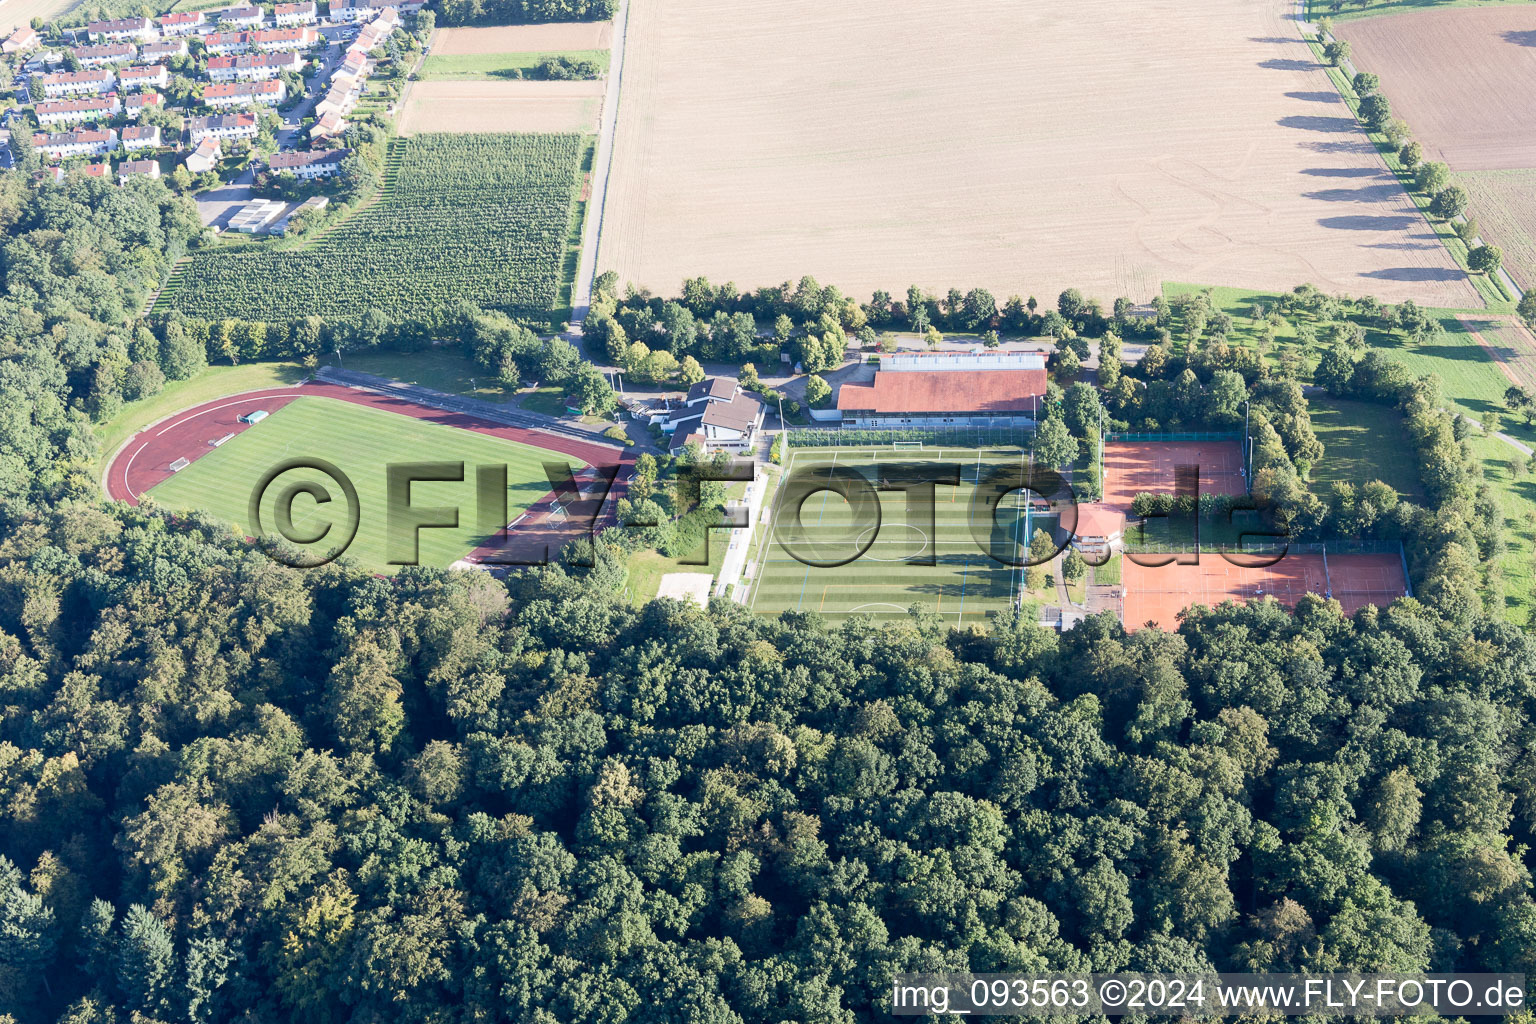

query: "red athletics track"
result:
(104, 382), (634, 556)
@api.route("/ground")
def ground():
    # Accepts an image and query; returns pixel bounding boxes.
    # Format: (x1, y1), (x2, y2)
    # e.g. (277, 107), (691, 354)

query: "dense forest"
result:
(4, 158), (1536, 1024)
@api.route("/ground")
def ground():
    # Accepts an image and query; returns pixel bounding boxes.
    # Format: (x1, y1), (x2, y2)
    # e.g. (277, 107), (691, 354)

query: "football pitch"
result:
(146, 397), (584, 572)
(747, 447), (1049, 626)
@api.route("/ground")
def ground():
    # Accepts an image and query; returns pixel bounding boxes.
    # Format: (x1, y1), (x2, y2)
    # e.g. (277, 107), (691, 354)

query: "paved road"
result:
(568, 0), (630, 332)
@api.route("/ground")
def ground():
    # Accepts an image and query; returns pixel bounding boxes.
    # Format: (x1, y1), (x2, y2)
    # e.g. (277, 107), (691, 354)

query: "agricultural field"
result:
(417, 49), (610, 80)
(747, 447), (1038, 627)
(432, 22), (613, 54)
(1333, 8), (1536, 170)
(397, 81), (604, 134)
(1307, 394), (1424, 498)
(1309, 0), (1536, 21)
(1468, 431), (1536, 624)
(166, 134), (587, 323)
(146, 396), (582, 573)
(600, 0), (1479, 307)
(1, 0), (80, 32)
(1462, 169), (1536, 289)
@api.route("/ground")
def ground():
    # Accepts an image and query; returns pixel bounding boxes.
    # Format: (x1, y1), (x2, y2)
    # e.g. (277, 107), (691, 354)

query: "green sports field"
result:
(147, 397), (583, 572)
(747, 448), (1046, 626)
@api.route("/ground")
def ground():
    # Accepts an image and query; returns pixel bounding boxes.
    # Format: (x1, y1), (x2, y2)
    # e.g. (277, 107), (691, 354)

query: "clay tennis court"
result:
(1123, 550), (1409, 630)
(601, 0), (1479, 306)
(1334, 8), (1536, 171)
(1101, 440), (1248, 511)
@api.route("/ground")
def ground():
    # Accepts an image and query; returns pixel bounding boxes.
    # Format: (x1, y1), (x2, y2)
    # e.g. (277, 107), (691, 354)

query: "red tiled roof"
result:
(836, 369), (1047, 414)
(1072, 503), (1123, 539)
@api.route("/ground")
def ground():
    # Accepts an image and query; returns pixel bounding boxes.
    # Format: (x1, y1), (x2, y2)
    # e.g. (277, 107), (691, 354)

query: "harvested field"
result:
(1462, 168), (1536, 288)
(601, 0), (1479, 307)
(397, 80), (603, 134)
(1, 0), (79, 33)
(1334, 8), (1536, 171)
(433, 22), (612, 55)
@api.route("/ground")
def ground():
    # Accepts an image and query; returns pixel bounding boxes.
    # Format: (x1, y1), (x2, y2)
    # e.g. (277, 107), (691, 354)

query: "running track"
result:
(105, 381), (633, 523)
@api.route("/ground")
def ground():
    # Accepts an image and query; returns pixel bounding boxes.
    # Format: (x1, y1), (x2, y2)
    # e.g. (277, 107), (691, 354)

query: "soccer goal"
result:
(169, 457), (191, 473)
(891, 440), (923, 451)
(546, 502), (568, 522)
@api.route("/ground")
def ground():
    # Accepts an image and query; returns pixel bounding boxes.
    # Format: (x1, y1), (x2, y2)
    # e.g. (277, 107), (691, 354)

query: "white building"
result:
(228, 197), (286, 232)
(126, 91), (163, 114)
(274, 2), (319, 25)
(662, 378), (766, 454)
(34, 95), (121, 126)
(85, 16), (155, 42)
(268, 147), (349, 179)
(203, 79), (285, 108)
(2, 27), (39, 55)
(119, 64), (169, 91)
(185, 136), (221, 174)
(208, 51), (302, 82)
(218, 5), (265, 27)
(71, 43), (136, 68)
(32, 127), (118, 159)
(156, 11), (206, 36)
(39, 71), (116, 98)
(121, 125), (161, 151)
(117, 158), (160, 183)
(142, 38), (190, 61)
(328, 0), (422, 21)
(250, 27), (318, 51)
(187, 112), (258, 146)
(202, 31), (253, 55)
(309, 109), (346, 140)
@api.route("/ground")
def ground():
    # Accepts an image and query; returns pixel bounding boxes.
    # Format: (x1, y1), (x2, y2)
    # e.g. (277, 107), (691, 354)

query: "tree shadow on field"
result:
(1504, 29), (1536, 47)
(1303, 183), (1405, 202)
(1301, 166), (1381, 177)
(1278, 114), (1358, 133)
(1260, 57), (1319, 71)
(1360, 267), (1467, 282)
(1286, 90), (1343, 103)
(1319, 214), (1418, 230)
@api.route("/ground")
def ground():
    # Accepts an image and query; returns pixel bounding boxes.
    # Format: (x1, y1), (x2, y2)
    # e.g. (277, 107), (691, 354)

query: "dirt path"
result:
(1459, 315), (1536, 393)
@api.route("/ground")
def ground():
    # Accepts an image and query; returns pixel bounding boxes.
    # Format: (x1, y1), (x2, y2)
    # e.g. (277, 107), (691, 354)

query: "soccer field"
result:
(146, 397), (584, 572)
(747, 447), (1051, 626)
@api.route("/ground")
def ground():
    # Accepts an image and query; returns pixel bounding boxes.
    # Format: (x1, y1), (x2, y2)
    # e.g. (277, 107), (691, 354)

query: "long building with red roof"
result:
(835, 351), (1048, 427)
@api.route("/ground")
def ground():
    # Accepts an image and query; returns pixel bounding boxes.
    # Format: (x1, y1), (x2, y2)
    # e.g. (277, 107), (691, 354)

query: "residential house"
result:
(2, 27), (39, 55)
(142, 38), (190, 61)
(348, 18), (393, 54)
(187, 112), (258, 145)
(32, 127), (118, 159)
(327, 0), (413, 22)
(203, 79), (285, 108)
(156, 11), (206, 36)
(662, 378), (766, 454)
(39, 71), (116, 99)
(121, 124), (161, 150)
(314, 80), (357, 118)
(267, 146), (349, 179)
(250, 27), (317, 51)
(274, 2), (319, 25)
(217, 5), (265, 27)
(338, 49), (367, 77)
(119, 64), (168, 91)
(83, 162), (109, 177)
(126, 91), (163, 114)
(71, 43), (136, 68)
(309, 109), (345, 140)
(117, 158), (160, 183)
(208, 51), (301, 82)
(834, 352), (1049, 428)
(34, 95), (121, 126)
(185, 135), (221, 173)
(85, 16), (155, 42)
(202, 31), (253, 55)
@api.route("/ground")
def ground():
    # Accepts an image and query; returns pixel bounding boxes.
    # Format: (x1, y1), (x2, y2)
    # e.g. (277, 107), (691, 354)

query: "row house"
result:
(329, 0), (422, 22)
(349, 17), (393, 55)
(314, 76), (357, 119)
(309, 109), (345, 141)
(156, 11), (206, 36)
(274, 2), (318, 25)
(208, 51), (302, 82)
(142, 38), (189, 61)
(85, 16), (155, 42)
(121, 125), (161, 151)
(71, 43), (136, 68)
(251, 27), (318, 52)
(34, 95), (121, 126)
(338, 49), (366, 77)
(119, 64), (169, 91)
(217, 5), (265, 27)
(204, 79), (286, 108)
(127, 91), (163, 114)
(39, 70), (115, 98)
(187, 111), (258, 146)
(268, 147), (349, 179)
(185, 136), (221, 174)
(32, 128), (118, 159)
(118, 159), (160, 184)
(203, 31), (254, 55)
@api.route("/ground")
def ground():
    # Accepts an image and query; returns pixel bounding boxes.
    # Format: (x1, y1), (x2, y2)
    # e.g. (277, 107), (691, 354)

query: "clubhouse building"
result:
(835, 351), (1049, 427)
